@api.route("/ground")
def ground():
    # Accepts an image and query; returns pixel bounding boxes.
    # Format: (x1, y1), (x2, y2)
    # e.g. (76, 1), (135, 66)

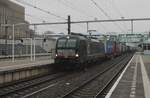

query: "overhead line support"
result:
(30, 18), (150, 26)
(68, 15), (71, 35)
(131, 20), (134, 33)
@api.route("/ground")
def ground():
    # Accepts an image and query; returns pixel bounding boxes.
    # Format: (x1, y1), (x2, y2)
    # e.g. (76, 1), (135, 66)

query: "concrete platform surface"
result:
(0, 58), (54, 72)
(142, 55), (150, 80)
(105, 52), (150, 98)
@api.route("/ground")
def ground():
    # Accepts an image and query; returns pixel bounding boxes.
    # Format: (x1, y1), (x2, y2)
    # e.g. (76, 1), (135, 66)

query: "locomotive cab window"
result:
(66, 39), (77, 48)
(57, 38), (77, 48)
(57, 39), (66, 48)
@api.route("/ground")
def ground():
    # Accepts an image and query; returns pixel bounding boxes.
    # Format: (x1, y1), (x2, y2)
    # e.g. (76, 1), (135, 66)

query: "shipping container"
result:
(115, 42), (121, 56)
(105, 40), (115, 58)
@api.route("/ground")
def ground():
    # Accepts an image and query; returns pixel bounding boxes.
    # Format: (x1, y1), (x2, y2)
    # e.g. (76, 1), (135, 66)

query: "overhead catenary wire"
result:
(90, 0), (124, 32)
(25, 13), (49, 23)
(12, 0), (107, 33)
(25, 14), (68, 32)
(0, 4), (50, 24)
(58, 0), (94, 18)
(18, 0), (88, 32)
(12, 0), (106, 32)
(12, 0), (74, 32)
(14, 0), (67, 20)
(90, 0), (126, 32)
(8, 6), (68, 33)
(100, 0), (128, 32)
(109, 0), (128, 31)
(56, 0), (100, 32)
(59, 0), (107, 31)
(58, 0), (108, 32)
(13, 0), (124, 33)
(110, 0), (124, 18)
(90, 0), (111, 19)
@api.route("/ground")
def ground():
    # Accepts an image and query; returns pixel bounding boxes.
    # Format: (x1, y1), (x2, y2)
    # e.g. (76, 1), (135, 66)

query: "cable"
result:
(14, 0), (67, 20)
(110, 1), (124, 18)
(6, 7), (51, 23)
(15, 0), (88, 31)
(90, 0), (111, 19)
(57, 0), (98, 31)
(110, 1), (128, 31)
(25, 13), (51, 23)
(13, 0), (108, 33)
(57, 0), (93, 18)
(90, 0), (126, 32)
(65, 0), (109, 32)
(56, 0), (107, 32)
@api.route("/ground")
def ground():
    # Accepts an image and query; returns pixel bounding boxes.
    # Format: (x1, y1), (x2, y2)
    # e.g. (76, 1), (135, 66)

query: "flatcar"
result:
(54, 34), (105, 69)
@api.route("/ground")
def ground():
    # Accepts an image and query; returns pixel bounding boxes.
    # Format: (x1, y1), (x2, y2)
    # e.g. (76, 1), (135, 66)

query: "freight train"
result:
(54, 34), (134, 69)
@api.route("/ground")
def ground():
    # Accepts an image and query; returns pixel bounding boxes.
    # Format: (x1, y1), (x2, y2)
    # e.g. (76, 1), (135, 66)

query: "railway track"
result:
(0, 54), (133, 98)
(62, 54), (132, 98)
(21, 54), (132, 98)
(0, 72), (66, 98)
(63, 54), (132, 98)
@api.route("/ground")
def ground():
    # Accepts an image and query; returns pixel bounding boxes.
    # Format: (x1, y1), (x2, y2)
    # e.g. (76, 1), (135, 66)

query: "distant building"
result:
(0, 0), (31, 39)
(29, 32), (65, 53)
(143, 39), (150, 55)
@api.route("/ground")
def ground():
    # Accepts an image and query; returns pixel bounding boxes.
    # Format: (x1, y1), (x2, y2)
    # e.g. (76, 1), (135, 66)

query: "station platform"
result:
(0, 57), (54, 86)
(105, 52), (150, 98)
(0, 57), (54, 72)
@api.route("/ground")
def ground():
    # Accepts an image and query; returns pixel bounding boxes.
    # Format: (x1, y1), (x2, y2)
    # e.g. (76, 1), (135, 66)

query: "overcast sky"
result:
(11, 0), (150, 34)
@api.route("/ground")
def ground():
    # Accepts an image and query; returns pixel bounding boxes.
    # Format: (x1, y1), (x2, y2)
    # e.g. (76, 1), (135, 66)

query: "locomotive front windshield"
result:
(57, 39), (66, 48)
(57, 38), (77, 48)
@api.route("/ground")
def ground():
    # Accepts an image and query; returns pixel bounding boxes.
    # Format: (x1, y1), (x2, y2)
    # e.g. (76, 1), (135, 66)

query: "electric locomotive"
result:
(54, 34), (105, 69)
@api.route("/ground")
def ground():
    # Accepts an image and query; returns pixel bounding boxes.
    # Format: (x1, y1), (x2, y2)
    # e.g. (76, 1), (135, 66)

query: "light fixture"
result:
(55, 54), (58, 57)
(75, 54), (79, 57)
(67, 36), (70, 39)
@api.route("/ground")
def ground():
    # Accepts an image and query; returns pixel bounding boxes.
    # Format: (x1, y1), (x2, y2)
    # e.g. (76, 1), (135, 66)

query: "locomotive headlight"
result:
(55, 54), (58, 57)
(67, 36), (70, 39)
(75, 54), (79, 57)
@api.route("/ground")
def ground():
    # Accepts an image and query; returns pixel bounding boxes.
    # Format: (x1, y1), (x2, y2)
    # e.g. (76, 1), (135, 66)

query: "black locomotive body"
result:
(54, 35), (105, 68)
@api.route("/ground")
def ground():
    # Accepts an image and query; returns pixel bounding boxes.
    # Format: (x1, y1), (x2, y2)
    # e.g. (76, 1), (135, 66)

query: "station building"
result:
(0, 0), (31, 39)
